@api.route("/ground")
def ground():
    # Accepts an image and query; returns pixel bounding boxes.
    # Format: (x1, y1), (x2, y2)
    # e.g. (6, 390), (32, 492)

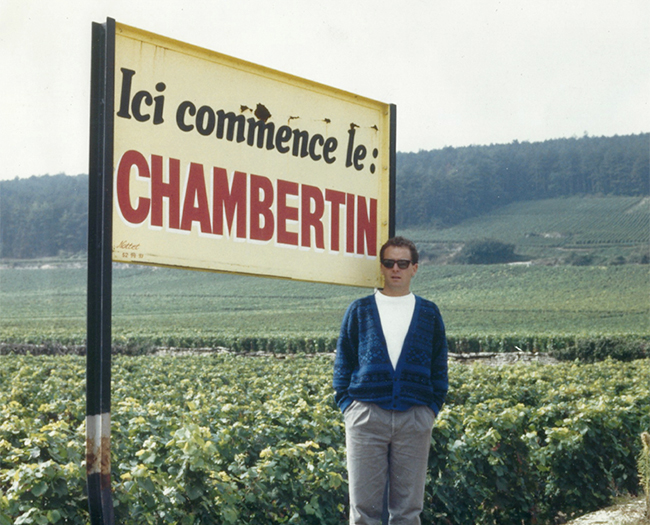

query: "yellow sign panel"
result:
(112, 22), (393, 288)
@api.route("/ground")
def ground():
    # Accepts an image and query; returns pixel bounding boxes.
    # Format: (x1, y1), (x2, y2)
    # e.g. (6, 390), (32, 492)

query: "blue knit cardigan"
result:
(333, 294), (448, 415)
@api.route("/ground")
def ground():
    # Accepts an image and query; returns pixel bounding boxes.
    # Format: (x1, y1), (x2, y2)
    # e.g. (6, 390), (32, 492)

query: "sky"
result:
(0, 0), (648, 180)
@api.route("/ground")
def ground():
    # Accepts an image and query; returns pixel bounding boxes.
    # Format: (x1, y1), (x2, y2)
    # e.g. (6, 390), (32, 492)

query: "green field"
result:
(1, 258), (648, 344)
(1, 196), (648, 344)
(402, 195), (650, 264)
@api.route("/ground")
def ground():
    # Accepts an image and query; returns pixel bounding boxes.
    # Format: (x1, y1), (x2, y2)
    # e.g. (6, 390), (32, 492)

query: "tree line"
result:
(0, 174), (88, 259)
(396, 132), (649, 227)
(0, 133), (647, 259)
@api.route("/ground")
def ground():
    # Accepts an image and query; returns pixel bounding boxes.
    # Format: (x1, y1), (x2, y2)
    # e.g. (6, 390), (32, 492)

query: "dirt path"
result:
(564, 496), (647, 524)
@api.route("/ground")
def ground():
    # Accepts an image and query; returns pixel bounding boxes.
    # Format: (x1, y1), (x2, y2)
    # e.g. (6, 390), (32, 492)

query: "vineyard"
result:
(1, 262), (648, 350)
(406, 196), (649, 245)
(0, 193), (649, 524)
(0, 265), (650, 350)
(1, 354), (649, 525)
(2, 195), (647, 350)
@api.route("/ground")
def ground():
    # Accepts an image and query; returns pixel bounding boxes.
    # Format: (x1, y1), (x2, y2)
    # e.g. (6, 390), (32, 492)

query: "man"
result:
(333, 236), (448, 525)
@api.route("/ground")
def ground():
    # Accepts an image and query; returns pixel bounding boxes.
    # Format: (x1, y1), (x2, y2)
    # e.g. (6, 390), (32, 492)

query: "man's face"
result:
(380, 245), (418, 296)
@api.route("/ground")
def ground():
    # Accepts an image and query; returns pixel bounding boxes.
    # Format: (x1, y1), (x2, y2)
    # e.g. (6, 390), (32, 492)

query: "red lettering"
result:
(357, 196), (377, 256)
(325, 189), (345, 252)
(180, 163), (211, 233)
(277, 179), (299, 246)
(151, 155), (180, 229)
(114, 149), (380, 261)
(213, 168), (247, 238)
(250, 174), (274, 241)
(346, 193), (356, 254)
(116, 150), (150, 225)
(301, 185), (325, 249)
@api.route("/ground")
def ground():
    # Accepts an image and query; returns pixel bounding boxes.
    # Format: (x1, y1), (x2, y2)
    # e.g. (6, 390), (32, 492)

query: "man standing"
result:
(333, 236), (448, 525)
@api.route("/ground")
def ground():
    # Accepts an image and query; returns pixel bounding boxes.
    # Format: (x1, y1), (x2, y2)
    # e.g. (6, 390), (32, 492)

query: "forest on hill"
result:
(396, 133), (649, 227)
(0, 133), (647, 259)
(0, 174), (88, 259)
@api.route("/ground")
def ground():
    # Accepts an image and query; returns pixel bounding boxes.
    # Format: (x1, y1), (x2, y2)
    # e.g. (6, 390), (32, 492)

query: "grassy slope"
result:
(401, 195), (649, 264)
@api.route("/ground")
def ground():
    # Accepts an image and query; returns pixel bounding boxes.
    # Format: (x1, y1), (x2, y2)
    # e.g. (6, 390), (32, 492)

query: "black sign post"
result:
(389, 103), (397, 240)
(87, 18), (115, 525)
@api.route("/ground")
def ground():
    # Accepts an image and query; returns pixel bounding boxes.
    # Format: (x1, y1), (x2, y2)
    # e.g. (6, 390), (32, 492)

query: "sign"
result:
(112, 22), (394, 288)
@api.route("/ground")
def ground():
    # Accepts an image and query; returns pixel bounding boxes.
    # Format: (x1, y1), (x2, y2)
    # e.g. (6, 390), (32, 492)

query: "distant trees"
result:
(0, 133), (647, 259)
(396, 133), (649, 228)
(453, 239), (518, 264)
(0, 174), (87, 259)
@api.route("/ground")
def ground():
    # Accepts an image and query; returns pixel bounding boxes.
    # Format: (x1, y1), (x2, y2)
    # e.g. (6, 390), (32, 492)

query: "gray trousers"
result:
(344, 401), (436, 525)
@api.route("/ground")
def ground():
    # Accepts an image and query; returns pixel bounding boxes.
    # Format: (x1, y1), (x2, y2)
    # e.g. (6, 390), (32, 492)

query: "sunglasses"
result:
(381, 259), (412, 269)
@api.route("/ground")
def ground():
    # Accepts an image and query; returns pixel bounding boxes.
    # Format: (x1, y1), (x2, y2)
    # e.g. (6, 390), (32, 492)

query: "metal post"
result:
(388, 103), (397, 238)
(87, 18), (115, 525)
(382, 105), (397, 524)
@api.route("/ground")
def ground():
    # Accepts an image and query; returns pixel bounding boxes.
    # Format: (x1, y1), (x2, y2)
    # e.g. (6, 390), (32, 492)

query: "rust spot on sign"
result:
(254, 103), (272, 122)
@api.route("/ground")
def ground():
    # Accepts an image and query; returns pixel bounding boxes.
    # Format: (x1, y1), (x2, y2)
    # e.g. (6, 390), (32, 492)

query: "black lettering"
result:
(216, 110), (246, 142)
(172, 98), (344, 166)
(117, 68), (135, 119)
(132, 90), (153, 122)
(309, 134), (324, 161)
(153, 82), (166, 124)
(346, 128), (356, 168)
(292, 129), (309, 158)
(353, 144), (367, 171)
(247, 118), (275, 150)
(323, 137), (337, 164)
(176, 101), (196, 132)
(275, 125), (292, 153)
(196, 105), (216, 136)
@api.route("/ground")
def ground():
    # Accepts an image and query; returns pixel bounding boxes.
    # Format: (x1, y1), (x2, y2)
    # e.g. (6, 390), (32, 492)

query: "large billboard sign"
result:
(112, 22), (395, 288)
(89, 19), (394, 523)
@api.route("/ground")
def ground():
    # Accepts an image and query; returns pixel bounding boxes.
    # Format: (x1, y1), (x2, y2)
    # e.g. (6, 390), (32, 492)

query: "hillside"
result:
(396, 132), (649, 228)
(401, 195), (650, 266)
(0, 133), (647, 260)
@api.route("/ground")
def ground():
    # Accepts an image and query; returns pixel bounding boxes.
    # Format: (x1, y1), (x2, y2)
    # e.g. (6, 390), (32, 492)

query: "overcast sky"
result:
(1, 0), (648, 180)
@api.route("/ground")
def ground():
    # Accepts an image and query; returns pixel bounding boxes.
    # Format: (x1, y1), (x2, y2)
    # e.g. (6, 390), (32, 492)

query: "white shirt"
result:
(374, 290), (416, 370)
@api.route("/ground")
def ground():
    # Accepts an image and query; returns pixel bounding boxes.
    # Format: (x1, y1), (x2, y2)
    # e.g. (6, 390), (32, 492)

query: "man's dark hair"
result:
(380, 236), (419, 264)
